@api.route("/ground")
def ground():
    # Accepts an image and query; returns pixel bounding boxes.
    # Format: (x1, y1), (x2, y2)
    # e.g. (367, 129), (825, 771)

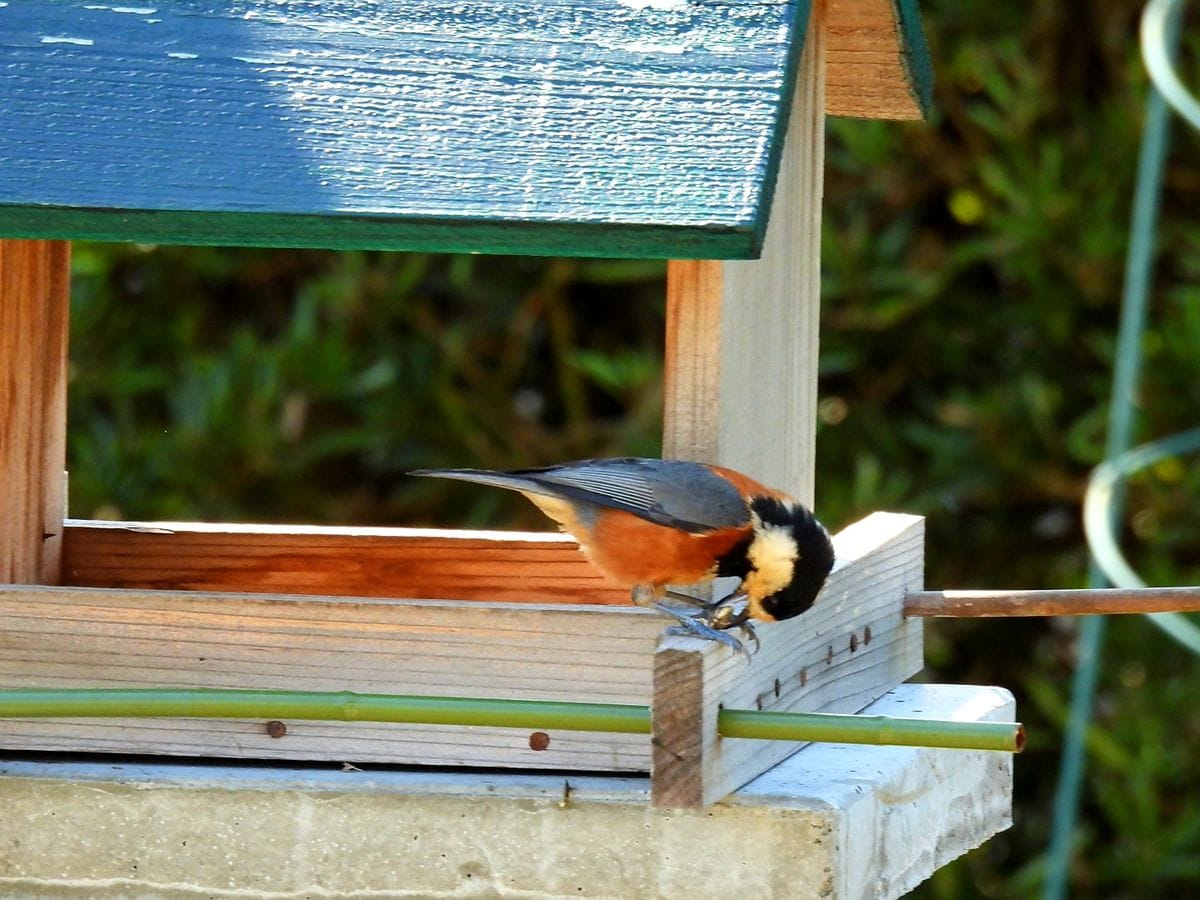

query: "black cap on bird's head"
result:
(719, 496), (835, 622)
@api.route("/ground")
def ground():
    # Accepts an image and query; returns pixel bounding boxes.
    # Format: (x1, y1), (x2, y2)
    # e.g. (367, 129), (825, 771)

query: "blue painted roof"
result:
(0, 1), (811, 257)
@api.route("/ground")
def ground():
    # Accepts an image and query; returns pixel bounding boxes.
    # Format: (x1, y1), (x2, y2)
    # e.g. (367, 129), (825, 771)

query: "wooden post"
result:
(0, 240), (70, 585)
(664, 1), (826, 506)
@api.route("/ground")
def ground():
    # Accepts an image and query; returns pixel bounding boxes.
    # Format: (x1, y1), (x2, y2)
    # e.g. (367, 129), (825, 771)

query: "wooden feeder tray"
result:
(1, 511), (923, 807)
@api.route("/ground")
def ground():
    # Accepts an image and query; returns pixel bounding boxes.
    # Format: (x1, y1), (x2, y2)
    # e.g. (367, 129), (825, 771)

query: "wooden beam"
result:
(664, 0), (825, 506)
(0, 240), (69, 585)
(63, 520), (630, 606)
(663, 258), (724, 465)
(905, 587), (1200, 618)
(651, 512), (925, 808)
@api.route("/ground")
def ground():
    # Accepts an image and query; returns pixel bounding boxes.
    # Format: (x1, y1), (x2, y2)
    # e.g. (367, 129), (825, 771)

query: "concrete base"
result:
(0, 684), (1013, 899)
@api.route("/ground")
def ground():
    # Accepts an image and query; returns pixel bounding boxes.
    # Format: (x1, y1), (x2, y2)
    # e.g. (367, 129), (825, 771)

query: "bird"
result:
(411, 457), (835, 657)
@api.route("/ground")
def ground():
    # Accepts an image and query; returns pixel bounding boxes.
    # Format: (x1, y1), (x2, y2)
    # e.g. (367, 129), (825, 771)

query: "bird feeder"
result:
(0, 2), (1015, 896)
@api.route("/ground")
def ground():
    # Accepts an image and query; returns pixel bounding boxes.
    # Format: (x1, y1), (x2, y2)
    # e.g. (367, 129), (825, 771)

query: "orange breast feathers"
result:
(521, 491), (750, 594)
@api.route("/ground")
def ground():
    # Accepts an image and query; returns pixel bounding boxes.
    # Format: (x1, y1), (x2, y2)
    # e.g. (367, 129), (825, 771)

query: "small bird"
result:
(412, 457), (835, 656)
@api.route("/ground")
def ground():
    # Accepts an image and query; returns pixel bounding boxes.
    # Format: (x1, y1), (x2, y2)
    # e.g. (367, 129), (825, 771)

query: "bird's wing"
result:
(412, 458), (752, 533)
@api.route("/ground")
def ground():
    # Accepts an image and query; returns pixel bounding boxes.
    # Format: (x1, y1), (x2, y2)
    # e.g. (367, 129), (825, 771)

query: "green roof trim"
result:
(895, 0), (934, 116)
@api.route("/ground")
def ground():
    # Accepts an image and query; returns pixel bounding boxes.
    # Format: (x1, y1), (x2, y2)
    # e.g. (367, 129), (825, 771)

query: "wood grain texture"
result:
(662, 259), (725, 463)
(664, 0), (824, 506)
(4, 513), (919, 780)
(0, 240), (69, 585)
(63, 520), (631, 606)
(0, 585), (663, 770)
(651, 512), (925, 807)
(0, 1), (811, 258)
(827, 0), (933, 119)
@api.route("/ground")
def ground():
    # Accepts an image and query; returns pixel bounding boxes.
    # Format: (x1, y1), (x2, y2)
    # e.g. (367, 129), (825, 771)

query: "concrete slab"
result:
(0, 684), (1013, 899)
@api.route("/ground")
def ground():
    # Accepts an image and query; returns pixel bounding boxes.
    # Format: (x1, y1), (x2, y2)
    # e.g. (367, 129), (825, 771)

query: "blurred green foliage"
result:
(62, 0), (1199, 896)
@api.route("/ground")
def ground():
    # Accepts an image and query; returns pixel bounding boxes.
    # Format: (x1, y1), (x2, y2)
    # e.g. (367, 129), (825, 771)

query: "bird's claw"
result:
(697, 592), (760, 654)
(656, 603), (757, 662)
(728, 619), (761, 655)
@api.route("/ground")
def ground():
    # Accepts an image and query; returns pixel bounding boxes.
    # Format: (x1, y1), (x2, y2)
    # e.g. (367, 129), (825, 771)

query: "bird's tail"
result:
(410, 467), (549, 496)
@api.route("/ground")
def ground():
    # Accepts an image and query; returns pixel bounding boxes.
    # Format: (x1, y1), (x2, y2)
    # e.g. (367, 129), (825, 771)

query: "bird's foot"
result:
(698, 592), (760, 655)
(656, 603), (757, 662)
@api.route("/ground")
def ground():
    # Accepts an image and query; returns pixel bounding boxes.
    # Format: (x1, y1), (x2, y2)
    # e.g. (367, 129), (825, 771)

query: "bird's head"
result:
(733, 497), (835, 622)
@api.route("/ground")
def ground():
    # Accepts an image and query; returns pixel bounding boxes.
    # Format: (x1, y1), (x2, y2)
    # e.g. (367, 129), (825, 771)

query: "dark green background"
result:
(65, 2), (1199, 896)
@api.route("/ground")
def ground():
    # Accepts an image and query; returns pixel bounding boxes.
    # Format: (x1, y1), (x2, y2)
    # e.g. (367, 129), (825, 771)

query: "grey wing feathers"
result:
(411, 458), (750, 533)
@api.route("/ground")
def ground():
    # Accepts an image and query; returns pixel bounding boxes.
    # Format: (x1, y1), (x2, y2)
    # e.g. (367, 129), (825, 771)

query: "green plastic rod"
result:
(0, 688), (1024, 752)
(718, 708), (1025, 753)
(0, 689), (651, 735)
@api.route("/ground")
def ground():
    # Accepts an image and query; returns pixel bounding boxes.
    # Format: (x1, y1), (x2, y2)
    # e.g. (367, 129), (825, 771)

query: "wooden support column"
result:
(664, 0), (826, 507)
(0, 240), (70, 584)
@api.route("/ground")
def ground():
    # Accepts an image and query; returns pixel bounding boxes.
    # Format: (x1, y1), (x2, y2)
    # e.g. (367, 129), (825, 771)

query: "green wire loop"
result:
(1084, 427), (1200, 654)
(1143, 0), (1200, 130)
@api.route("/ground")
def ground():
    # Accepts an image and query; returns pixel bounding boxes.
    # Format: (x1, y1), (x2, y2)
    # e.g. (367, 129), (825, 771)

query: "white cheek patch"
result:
(743, 518), (799, 602)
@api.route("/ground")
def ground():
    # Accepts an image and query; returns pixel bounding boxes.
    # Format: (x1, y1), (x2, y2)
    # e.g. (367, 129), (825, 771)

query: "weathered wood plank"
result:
(663, 0), (825, 505)
(63, 520), (630, 605)
(827, 0), (933, 120)
(0, 240), (69, 585)
(0, 1), (813, 258)
(651, 512), (924, 807)
(0, 586), (662, 770)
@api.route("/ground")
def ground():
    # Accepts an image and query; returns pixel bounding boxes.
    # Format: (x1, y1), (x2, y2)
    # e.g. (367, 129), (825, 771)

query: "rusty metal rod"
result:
(905, 587), (1200, 618)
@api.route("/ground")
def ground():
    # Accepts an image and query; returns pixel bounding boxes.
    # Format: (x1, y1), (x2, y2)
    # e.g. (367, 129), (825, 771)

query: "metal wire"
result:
(1144, 0), (1200, 129)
